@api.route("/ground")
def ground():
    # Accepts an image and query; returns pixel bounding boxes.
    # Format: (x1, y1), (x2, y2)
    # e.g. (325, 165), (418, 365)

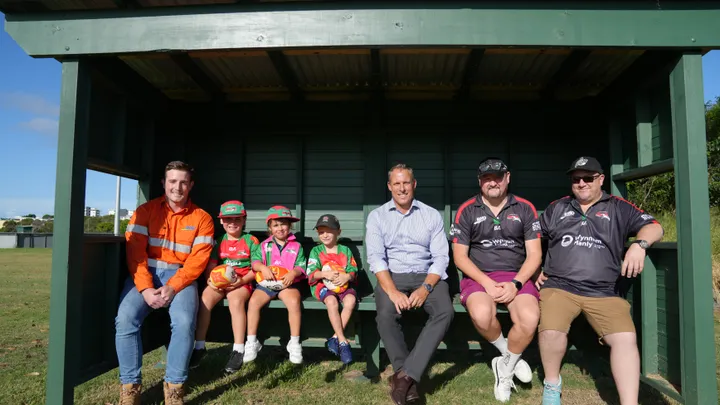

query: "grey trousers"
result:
(374, 272), (454, 382)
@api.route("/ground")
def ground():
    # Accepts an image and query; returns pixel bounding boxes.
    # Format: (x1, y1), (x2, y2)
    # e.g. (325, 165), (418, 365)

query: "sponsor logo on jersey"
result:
(595, 211), (611, 221)
(474, 216), (487, 225)
(507, 214), (521, 223)
(560, 211), (575, 220)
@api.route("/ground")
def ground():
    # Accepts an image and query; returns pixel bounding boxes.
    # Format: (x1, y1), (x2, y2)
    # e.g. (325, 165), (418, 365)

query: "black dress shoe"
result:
(389, 371), (414, 405)
(406, 381), (420, 402)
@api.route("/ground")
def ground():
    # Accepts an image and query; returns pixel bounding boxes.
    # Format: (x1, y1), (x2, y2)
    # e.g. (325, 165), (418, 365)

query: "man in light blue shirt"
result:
(365, 163), (454, 405)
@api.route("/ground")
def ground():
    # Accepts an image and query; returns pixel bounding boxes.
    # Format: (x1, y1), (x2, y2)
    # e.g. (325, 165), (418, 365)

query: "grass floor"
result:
(0, 249), (717, 405)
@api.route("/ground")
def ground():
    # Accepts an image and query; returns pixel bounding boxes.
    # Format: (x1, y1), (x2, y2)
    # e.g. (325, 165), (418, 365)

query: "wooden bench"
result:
(208, 235), (513, 379)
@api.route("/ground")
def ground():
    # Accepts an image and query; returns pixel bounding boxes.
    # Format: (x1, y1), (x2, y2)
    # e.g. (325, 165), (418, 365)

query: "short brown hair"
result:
(388, 163), (414, 182)
(164, 161), (194, 180)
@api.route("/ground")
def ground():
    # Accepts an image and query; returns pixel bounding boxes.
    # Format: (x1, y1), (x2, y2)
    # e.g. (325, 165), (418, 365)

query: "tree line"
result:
(0, 215), (129, 234)
(626, 97), (720, 214)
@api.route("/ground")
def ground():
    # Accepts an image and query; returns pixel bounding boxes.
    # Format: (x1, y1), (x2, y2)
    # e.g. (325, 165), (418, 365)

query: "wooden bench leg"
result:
(361, 313), (381, 379)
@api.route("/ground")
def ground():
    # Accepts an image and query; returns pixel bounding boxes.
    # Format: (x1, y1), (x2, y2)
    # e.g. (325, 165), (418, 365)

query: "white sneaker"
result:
(492, 356), (517, 402)
(287, 341), (303, 364)
(243, 340), (262, 362)
(513, 358), (533, 383)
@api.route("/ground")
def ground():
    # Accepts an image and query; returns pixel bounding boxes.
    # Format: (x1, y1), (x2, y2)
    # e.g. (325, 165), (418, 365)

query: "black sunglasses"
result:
(571, 174), (600, 184)
(478, 160), (507, 172)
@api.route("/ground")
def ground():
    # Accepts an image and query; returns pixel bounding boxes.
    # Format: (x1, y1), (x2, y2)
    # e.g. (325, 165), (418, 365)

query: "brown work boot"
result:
(119, 383), (141, 405)
(163, 382), (185, 405)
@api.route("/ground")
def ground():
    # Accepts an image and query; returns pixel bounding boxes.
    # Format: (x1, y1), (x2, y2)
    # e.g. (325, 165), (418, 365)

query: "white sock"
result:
(233, 343), (245, 353)
(490, 333), (508, 355)
(290, 336), (300, 344)
(194, 341), (205, 350)
(247, 335), (257, 344)
(500, 351), (522, 375)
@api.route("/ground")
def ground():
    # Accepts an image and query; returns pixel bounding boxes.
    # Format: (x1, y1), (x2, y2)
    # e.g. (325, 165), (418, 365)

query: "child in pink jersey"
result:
(244, 205), (307, 365)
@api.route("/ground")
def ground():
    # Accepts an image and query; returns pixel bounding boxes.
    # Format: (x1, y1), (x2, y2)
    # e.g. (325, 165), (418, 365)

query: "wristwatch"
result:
(511, 279), (523, 291)
(423, 283), (434, 293)
(632, 240), (650, 249)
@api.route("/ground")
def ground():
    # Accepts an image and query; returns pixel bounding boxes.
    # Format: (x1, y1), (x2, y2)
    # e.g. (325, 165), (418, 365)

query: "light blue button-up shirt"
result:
(365, 199), (450, 280)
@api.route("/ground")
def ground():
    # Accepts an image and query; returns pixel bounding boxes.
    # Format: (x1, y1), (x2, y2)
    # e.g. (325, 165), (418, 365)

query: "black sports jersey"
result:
(539, 192), (660, 297)
(450, 194), (541, 273)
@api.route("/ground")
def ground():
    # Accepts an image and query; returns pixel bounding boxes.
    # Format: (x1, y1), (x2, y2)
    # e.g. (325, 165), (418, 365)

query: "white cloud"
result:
(18, 117), (59, 135)
(0, 91), (60, 117)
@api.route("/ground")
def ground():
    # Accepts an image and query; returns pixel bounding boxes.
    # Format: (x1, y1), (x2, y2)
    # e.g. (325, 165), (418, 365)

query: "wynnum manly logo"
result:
(575, 157), (588, 167)
(506, 214), (521, 223)
(323, 216), (329, 221)
(226, 206), (237, 212)
(595, 211), (611, 221)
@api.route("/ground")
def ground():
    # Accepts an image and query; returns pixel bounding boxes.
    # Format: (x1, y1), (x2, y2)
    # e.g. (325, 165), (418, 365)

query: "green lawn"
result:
(0, 249), (715, 404)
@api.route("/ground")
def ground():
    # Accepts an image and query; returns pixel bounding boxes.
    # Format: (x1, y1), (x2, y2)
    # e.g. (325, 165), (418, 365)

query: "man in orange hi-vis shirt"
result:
(115, 161), (214, 405)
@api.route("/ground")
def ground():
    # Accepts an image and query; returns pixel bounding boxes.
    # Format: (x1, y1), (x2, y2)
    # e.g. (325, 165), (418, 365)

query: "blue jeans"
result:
(115, 268), (199, 384)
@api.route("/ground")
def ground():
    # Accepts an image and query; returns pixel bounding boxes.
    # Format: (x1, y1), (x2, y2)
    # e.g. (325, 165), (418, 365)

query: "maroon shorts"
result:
(459, 271), (539, 306)
(316, 286), (357, 303)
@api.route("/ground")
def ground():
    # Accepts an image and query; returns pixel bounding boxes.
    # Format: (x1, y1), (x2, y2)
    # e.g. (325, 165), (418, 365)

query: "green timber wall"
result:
(76, 95), (684, 393)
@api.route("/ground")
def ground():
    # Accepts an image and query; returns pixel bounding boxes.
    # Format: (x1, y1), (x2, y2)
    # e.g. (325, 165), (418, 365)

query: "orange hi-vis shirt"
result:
(125, 196), (215, 293)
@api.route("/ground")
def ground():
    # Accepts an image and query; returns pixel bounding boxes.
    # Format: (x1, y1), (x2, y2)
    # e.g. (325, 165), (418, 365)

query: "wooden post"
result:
(636, 92), (654, 167)
(46, 59), (91, 405)
(669, 52), (718, 405)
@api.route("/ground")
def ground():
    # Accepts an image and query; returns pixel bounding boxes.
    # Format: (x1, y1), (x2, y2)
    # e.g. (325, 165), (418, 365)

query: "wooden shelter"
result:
(2, 1), (719, 404)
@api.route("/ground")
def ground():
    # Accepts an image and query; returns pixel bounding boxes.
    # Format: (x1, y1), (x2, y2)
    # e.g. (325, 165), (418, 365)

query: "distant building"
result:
(85, 207), (100, 217)
(109, 208), (128, 217)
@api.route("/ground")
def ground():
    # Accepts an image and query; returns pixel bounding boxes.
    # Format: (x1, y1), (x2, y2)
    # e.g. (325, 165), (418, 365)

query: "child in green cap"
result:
(189, 200), (259, 374)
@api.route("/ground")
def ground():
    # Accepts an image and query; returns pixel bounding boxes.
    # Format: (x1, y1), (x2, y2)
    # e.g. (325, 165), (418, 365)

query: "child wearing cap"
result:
(189, 200), (260, 374)
(307, 214), (358, 365)
(244, 205), (307, 365)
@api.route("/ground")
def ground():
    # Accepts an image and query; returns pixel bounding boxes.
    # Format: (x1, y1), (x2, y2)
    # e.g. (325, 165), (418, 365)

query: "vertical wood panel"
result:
(670, 52), (718, 405)
(46, 59), (91, 405)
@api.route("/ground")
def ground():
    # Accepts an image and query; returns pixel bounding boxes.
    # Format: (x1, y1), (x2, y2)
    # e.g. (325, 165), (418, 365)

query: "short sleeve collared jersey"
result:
(539, 192), (661, 297)
(450, 193), (541, 273)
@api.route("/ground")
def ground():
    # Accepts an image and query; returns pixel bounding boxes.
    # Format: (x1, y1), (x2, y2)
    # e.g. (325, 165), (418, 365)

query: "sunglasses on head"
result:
(571, 174), (600, 184)
(479, 160), (506, 172)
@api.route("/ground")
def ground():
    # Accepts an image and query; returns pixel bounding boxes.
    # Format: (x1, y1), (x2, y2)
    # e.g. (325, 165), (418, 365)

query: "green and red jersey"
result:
(307, 244), (358, 297)
(211, 233), (260, 277)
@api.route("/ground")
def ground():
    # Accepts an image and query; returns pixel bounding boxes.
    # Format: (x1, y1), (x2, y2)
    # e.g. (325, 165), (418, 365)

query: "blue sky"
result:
(1, 13), (720, 218)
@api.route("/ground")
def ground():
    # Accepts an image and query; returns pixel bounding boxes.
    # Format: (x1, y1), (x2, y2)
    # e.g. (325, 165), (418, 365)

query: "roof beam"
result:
(597, 51), (682, 104)
(89, 56), (169, 112)
(6, 3), (720, 57)
(112, 0), (141, 9)
(267, 50), (303, 102)
(455, 49), (485, 101)
(541, 50), (592, 100)
(169, 53), (224, 102)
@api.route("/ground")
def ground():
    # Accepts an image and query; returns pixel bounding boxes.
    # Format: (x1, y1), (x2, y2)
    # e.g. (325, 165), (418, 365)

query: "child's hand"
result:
(334, 273), (350, 286)
(281, 271), (294, 287)
(224, 277), (244, 292)
(206, 278), (223, 291)
(261, 267), (275, 281)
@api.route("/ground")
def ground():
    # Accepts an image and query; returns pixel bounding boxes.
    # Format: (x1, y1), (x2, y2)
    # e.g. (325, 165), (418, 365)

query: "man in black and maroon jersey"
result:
(536, 156), (664, 405)
(450, 157), (543, 402)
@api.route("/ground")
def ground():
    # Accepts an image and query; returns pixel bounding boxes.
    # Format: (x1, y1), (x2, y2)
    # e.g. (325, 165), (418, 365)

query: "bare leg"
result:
(505, 295), (540, 354)
(278, 288), (302, 337)
(465, 292), (501, 341)
(324, 295), (346, 342)
(538, 330), (567, 384)
(602, 332), (640, 405)
(195, 287), (225, 342)
(246, 290), (272, 336)
(340, 294), (357, 331)
(226, 287), (251, 344)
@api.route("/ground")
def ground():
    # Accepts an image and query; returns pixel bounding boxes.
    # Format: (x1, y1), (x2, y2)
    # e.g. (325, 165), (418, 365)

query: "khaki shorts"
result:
(538, 288), (635, 338)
